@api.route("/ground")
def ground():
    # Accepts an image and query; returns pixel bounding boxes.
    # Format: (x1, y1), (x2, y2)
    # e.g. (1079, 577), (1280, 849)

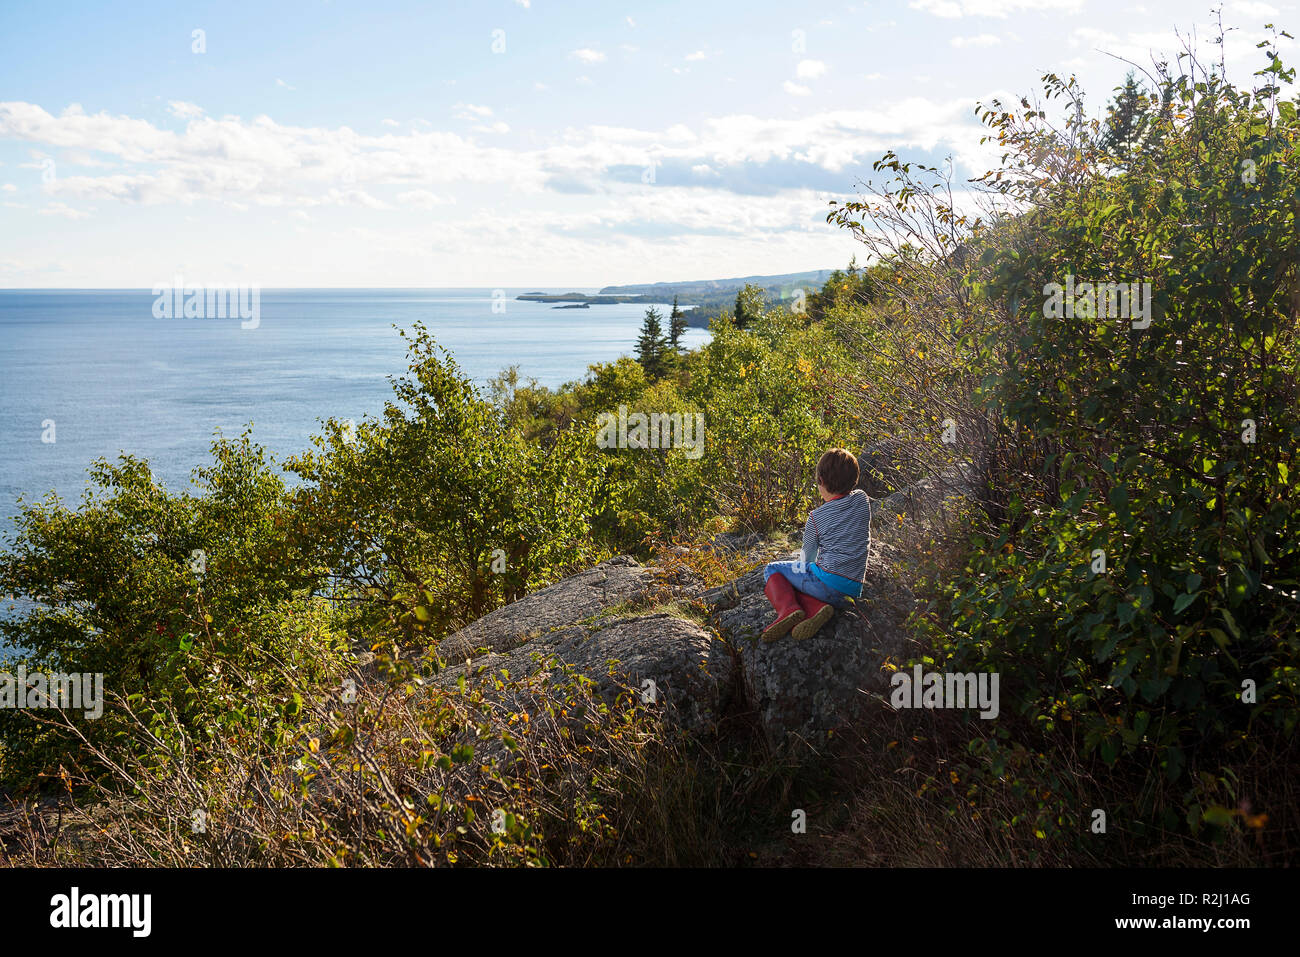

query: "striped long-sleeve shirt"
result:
(801, 488), (872, 597)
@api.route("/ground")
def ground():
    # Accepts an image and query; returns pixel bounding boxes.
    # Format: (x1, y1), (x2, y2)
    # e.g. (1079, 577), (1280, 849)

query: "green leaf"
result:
(1222, 608), (1243, 640)
(1201, 805), (1235, 827)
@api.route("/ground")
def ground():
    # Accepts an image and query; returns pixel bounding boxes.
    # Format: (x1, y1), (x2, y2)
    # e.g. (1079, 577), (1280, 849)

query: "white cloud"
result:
(1230, 1), (1278, 16)
(0, 101), (538, 208)
(951, 34), (1002, 47)
(58, 149), (114, 168)
(275, 78), (296, 90)
(0, 93), (1001, 247)
(453, 103), (493, 119)
(168, 101), (204, 120)
(474, 121), (511, 134)
(912, 0), (962, 14)
(685, 50), (707, 61)
(784, 81), (812, 96)
(308, 188), (389, 210)
(1064, 22), (1285, 67)
(382, 118), (400, 127)
(4, 105), (174, 163)
(396, 189), (452, 208)
(796, 59), (827, 79)
(571, 48), (606, 63)
(39, 202), (90, 219)
(515, 0), (531, 7)
(911, 0), (1083, 18)
(1, 183), (15, 191)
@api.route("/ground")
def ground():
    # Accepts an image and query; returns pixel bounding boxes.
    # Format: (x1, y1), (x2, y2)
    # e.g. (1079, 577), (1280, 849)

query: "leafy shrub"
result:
(864, 38), (1300, 843)
(0, 435), (347, 788)
(288, 323), (608, 641)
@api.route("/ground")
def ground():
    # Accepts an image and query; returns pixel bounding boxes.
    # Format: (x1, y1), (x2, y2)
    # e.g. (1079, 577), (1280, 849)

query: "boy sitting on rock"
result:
(761, 447), (872, 641)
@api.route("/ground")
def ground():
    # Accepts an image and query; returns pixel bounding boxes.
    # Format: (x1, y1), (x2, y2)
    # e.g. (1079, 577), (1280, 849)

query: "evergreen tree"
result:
(634, 306), (669, 379)
(1101, 72), (1149, 162)
(734, 283), (765, 329)
(668, 295), (688, 352)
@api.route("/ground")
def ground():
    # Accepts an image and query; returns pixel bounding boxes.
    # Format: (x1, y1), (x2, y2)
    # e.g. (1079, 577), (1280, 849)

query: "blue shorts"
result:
(763, 559), (854, 608)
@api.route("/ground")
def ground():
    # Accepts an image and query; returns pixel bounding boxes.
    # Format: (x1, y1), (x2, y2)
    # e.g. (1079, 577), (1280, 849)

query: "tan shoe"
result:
(791, 593), (834, 640)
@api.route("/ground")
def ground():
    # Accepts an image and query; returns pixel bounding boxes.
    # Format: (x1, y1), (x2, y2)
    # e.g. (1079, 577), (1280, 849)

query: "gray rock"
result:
(432, 556), (722, 734)
(700, 565), (767, 614)
(708, 551), (916, 751)
(436, 611), (734, 734)
(435, 555), (661, 663)
(705, 530), (765, 554)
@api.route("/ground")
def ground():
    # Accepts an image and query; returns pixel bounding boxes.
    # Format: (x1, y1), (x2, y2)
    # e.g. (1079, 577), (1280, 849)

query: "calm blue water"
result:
(0, 288), (708, 544)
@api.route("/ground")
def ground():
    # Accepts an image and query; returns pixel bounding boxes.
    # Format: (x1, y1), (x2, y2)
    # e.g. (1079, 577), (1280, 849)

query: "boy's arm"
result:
(801, 514), (818, 567)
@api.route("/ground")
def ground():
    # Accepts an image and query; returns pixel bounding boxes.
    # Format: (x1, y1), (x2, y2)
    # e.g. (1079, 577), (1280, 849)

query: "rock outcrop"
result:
(698, 461), (974, 748)
(701, 555), (916, 750)
(436, 556), (664, 663)
(432, 556), (727, 732)
(436, 610), (732, 734)
(430, 460), (976, 752)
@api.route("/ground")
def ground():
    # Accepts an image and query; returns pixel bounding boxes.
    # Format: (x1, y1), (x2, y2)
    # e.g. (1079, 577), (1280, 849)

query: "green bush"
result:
(0, 434), (347, 788)
(288, 323), (608, 642)
(927, 46), (1299, 834)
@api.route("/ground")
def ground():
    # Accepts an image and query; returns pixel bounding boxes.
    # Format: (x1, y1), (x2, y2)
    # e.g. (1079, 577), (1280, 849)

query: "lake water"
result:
(0, 287), (708, 545)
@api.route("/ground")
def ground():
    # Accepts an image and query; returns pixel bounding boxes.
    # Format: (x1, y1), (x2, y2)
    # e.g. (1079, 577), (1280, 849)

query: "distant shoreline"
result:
(518, 292), (665, 304)
(516, 291), (710, 327)
(516, 267), (834, 328)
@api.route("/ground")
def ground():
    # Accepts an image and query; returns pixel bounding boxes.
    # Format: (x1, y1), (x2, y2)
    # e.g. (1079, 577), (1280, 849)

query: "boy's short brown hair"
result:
(816, 447), (860, 496)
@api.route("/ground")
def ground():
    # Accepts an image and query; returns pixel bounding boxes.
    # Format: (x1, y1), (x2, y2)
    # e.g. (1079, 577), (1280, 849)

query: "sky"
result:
(0, 0), (1295, 288)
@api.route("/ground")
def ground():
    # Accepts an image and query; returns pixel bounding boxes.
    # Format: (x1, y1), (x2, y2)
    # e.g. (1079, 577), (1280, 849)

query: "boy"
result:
(761, 447), (872, 641)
